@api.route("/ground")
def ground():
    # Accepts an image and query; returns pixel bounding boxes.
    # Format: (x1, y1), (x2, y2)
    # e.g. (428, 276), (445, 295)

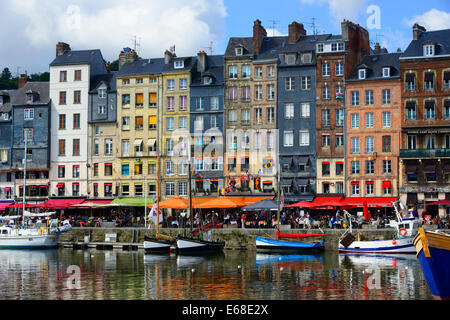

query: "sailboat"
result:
(255, 165), (325, 252)
(176, 162), (225, 254)
(0, 135), (60, 249)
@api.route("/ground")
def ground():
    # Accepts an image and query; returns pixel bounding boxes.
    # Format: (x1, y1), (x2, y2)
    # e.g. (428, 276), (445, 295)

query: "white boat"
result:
(339, 201), (420, 254)
(0, 225), (58, 248)
(176, 236), (225, 254)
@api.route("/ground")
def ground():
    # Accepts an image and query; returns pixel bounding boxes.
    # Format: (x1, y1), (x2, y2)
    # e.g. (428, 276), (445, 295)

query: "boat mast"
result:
(156, 141), (160, 237)
(189, 161), (192, 237)
(144, 175), (147, 228)
(22, 134), (27, 227)
(276, 161), (280, 236)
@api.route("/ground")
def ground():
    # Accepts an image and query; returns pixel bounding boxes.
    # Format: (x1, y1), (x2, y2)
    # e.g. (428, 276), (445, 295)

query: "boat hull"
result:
(143, 237), (174, 253)
(339, 237), (416, 254)
(0, 234), (59, 249)
(255, 236), (324, 253)
(176, 237), (225, 254)
(414, 230), (450, 300)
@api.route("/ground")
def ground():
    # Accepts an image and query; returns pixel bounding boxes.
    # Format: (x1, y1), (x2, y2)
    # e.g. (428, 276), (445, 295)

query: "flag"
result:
(150, 203), (163, 225)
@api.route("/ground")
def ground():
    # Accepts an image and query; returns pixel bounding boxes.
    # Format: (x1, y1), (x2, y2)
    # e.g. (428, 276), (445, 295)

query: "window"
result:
(322, 134), (330, 147)
(74, 70), (81, 81)
(73, 90), (81, 104)
(73, 139), (80, 156)
(351, 113), (359, 129)
(241, 86), (250, 101)
(301, 103), (310, 118)
(58, 165), (65, 178)
(299, 130), (309, 146)
(148, 116), (157, 129)
(59, 91), (66, 105)
(167, 79), (175, 90)
(24, 128), (33, 141)
(366, 136), (374, 153)
(336, 134), (344, 147)
(179, 116), (187, 129)
(383, 160), (391, 174)
(179, 78), (187, 89)
(351, 183), (360, 195)
(0, 149), (7, 163)
(72, 183), (79, 197)
(267, 66), (275, 78)
(365, 112), (374, 128)
(322, 86), (330, 100)
(267, 132), (274, 149)
(351, 161), (360, 175)
(254, 108), (262, 124)
(178, 182), (187, 196)
(135, 116), (143, 130)
(194, 115), (203, 131)
(255, 85), (263, 101)
(285, 77), (295, 91)
(105, 139), (113, 155)
(444, 101), (450, 119)
(148, 163), (156, 174)
(285, 104), (294, 119)
(229, 66), (238, 79)
(122, 79), (130, 85)
(446, 135), (450, 149)
(406, 101), (417, 120)
(60, 71), (67, 82)
(382, 89), (390, 104)
(59, 114), (66, 130)
(93, 164), (99, 177)
(241, 109), (250, 125)
(317, 44), (324, 52)
(58, 139), (65, 156)
(285, 54), (296, 65)
(166, 96), (175, 111)
(321, 162), (330, 176)
(382, 136), (391, 152)
(122, 164), (129, 176)
(301, 76), (311, 90)
(444, 72), (450, 89)
(72, 165), (80, 178)
(165, 161), (174, 175)
(228, 110), (237, 125)
(366, 182), (374, 195)
(336, 162), (344, 176)
(24, 108), (34, 120)
(336, 62), (344, 76)
(98, 105), (106, 114)
(425, 101), (436, 119)
(135, 93), (143, 107)
(267, 107), (275, 124)
(228, 158), (236, 172)
(425, 72), (434, 90)
(136, 78), (143, 84)
(426, 135), (436, 150)
(73, 113), (80, 129)
(351, 91), (359, 106)
(122, 94), (130, 105)
(196, 97), (205, 110)
(149, 93), (157, 107)
(424, 45), (434, 56)
(407, 135), (417, 150)
(94, 139), (99, 155)
(358, 69), (366, 79)
(405, 73), (416, 91)
(267, 84), (275, 101)
(120, 184), (129, 196)
(122, 116), (130, 129)
(366, 160), (375, 174)
(336, 86), (344, 99)
(351, 137), (360, 154)
(166, 138), (174, 154)
(242, 65), (251, 78)
(134, 163), (142, 175)
(228, 87), (238, 101)
(365, 90), (373, 105)
(284, 131), (294, 147)
(255, 67), (263, 78)
(322, 63), (330, 76)
(174, 60), (184, 68)
(322, 109), (330, 126)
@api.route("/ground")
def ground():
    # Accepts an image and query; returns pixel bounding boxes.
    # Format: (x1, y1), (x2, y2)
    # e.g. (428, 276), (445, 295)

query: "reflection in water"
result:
(0, 249), (433, 300)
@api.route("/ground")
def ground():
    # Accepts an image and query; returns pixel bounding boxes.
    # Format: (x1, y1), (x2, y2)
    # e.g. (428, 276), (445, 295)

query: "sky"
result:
(0, 0), (449, 75)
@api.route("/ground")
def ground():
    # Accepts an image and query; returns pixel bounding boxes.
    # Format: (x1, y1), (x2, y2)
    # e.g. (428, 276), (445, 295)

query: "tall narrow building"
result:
(49, 42), (107, 199)
(399, 25), (450, 218)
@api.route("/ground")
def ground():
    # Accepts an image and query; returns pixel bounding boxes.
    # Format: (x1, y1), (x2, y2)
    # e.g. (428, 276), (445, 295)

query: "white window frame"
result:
(358, 69), (366, 80)
(284, 131), (294, 147)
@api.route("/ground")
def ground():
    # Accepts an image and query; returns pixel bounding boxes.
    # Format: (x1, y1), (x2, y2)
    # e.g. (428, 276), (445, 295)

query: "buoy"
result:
(392, 240), (397, 245)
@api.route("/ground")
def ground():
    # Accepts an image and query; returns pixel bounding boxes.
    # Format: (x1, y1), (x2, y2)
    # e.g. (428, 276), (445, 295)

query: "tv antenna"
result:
(306, 18), (320, 36)
(170, 45), (176, 54)
(202, 41), (214, 55)
(268, 20), (280, 37)
(128, 34), (141, 54)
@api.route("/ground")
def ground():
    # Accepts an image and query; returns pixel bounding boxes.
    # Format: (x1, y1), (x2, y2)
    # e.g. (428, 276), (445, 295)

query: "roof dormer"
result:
(174, 60), (184, 69)
(382, 67), (391, 78)
(423, 42), (435, 57)
(358, 68), (367, 80)
(25, 90), (39, 104)
(235, 45), (244, 56)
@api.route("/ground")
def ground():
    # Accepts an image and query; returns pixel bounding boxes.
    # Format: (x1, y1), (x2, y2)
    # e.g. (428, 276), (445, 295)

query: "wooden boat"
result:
(176, 236), (225, 254)
(143, 235), (175, 253)
(414, 228), (450, 300)
(255, 231), (325, 253)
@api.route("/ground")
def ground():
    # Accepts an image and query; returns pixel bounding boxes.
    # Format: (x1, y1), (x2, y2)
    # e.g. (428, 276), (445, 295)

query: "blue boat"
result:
(255, 235), (324, 253)
(413, 228), (450, 300)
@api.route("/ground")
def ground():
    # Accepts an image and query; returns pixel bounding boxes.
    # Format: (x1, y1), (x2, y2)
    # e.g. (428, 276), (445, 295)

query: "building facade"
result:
(399, 25), (450, 217)
(0, 89), (16, 202)
(49, 42), (107, 198)
(345, 52), (402, 198)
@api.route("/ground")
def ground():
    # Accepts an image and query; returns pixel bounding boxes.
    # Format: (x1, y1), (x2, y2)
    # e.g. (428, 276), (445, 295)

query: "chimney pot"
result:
(56, 42), (71, 57)
(253, 19), (267, 55)
(18, 74), (28, 89)
(413, 23), (426, 40)
(288, 21), (307, 43)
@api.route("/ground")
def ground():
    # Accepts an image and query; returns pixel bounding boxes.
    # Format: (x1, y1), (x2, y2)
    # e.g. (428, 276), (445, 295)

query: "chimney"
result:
(374, 42), (381, 54)
(118, 48), (138, 71)
(164, 50), (174, 65)
(288, 21), (307, 43)
(56, 42), (71, 57)
(197, 51), (207, 73)
(18, 74), (28, 89)
(413, 23), (426, 40)
(253, 19), (267, 55)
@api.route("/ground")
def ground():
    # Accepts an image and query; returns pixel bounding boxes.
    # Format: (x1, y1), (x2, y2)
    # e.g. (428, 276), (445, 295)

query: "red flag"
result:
(363, 199), (369, 221)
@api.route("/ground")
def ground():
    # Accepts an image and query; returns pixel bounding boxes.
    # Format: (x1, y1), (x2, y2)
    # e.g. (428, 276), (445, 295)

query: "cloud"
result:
(267, 28), (288, 37)
(405, 9), (450, 30)
(0, 0), (227, 73)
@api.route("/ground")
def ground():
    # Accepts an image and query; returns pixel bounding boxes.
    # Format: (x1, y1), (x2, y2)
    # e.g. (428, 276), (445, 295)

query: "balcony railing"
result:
(400, 148), (450, 158)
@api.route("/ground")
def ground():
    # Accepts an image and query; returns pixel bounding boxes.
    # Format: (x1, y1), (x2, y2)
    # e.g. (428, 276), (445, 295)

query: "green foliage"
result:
(109, 60), (119, 71)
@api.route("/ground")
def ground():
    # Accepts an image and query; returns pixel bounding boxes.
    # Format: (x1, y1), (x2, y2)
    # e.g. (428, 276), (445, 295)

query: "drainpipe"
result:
(343, 51), (347, 197)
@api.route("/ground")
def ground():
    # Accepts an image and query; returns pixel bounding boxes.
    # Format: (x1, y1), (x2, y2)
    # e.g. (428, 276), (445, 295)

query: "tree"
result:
(109, 60), (119, 71)
(1, 68), (12, 80)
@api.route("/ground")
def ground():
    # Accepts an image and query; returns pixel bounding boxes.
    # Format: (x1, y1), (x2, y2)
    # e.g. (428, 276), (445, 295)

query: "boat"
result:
(339, 201), (419, 254)
(255, 170), (325, 252)
(144, 235), (175, 253)
(414, 228), (450, 300)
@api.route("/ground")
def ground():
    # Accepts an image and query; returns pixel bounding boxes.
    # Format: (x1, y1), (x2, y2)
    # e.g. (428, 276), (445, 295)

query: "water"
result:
(0, 249), (433, 300)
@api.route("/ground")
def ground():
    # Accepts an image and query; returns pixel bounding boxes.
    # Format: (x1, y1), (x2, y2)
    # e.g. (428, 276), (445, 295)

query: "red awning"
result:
(81, 200), (113, 205)
(366, 181), (374, 185)
(341, 197), (397, 208)
(428, 200), (450, 206)
(0, 201), (14, 211)
(351, 181), (359, 185)
(56, 183), (64, 188)
(42, 198), (85, 209)
(322, 161), (330, 165)
(3, 188), (11, 192)
(382, 181), (391, 189)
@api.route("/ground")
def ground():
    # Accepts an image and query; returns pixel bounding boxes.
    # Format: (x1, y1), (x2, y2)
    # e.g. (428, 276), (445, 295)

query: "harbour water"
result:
(0, 249), (433, 300)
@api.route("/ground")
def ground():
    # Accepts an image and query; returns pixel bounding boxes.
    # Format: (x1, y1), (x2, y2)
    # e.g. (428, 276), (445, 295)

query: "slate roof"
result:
(191, 55), (224, 87)
(116, 58), (165, 77)
(347, 52), (401, 81)
(225, 37), (255, 57)
(89, 72), (118, 92)
(0, 89), (18, 113)
(11, 82), (50, 105)
(50, 49), (104, 66)
(402, 29), (450, 58)
(163, 56), (196, 73)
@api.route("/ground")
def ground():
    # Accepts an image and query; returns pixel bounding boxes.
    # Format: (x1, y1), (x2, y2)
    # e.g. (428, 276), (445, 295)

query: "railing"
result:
(400, 148), (450, 158)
